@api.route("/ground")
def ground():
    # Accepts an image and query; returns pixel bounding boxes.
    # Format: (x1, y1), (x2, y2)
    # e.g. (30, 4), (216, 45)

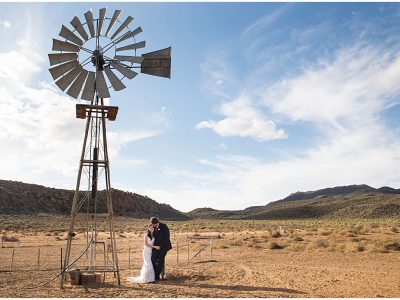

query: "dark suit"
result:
(151, 222), (172, 280)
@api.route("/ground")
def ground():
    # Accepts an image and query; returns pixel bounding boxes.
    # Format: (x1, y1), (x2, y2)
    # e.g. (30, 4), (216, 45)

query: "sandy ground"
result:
(1, 225), (400, 298)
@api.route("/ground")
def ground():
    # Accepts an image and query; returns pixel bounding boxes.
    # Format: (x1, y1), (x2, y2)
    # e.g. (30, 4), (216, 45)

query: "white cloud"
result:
(200, 51), (237, 100)
(0, 20), (11, 29)
(263, 44), (400, 125)
(196, 95), (287, 141)
(241, 4), (291, 39)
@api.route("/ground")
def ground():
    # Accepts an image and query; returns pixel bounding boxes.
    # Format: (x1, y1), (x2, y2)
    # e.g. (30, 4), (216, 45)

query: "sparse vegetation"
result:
(357, 245), (365, 252)
(271, 231), (282, 238)
(383, 241), (400, 252)
(2, 235), (19, 242)
(314, 239), (327, 248)
(269, 242), (284, 249)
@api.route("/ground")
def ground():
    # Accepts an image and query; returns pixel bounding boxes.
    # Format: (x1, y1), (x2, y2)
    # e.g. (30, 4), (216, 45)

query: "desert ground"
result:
(0, 215), (399, 297)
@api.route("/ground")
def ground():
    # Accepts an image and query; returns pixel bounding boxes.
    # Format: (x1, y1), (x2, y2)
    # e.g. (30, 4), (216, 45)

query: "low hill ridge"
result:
(189, 184), (400, 219)
(279, 184), (376, 202)
(0, 179), (189, 220)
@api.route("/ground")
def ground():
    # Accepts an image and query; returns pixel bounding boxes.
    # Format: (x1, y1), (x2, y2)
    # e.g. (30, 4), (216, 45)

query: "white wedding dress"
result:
(127, 236), (155, 283)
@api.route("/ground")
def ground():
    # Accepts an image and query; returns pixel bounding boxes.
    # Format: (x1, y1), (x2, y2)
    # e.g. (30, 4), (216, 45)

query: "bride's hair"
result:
(147, 225), (153, 239)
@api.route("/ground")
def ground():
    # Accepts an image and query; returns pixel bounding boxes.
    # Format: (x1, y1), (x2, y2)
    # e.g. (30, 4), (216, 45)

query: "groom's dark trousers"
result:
(151, 222), (172, 281)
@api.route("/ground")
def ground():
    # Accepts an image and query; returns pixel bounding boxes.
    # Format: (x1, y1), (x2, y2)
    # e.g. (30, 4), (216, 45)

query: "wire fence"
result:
(0, 235), (220, 276)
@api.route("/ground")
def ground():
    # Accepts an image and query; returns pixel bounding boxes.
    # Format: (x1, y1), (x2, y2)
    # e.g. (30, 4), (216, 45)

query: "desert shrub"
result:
(384, 241), (400, 251)
(269, 242), (284, 250)
(294, 236), (304, 242)
(231, 240), (243, 246)
(314, 239), (327, 248)
(350, 224), (364, 235)
(2, 235), (19, 242)
(320, 230), (332, 236)
(271, 231), (282, 238)
(357, 245), (365, 252)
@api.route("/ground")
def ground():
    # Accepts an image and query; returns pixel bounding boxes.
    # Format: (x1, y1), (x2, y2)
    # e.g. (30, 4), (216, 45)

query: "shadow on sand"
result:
(160, 279), (306, 295)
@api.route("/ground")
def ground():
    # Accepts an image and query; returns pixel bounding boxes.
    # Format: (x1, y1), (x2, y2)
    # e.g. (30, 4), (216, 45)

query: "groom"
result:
(150, 217), (172, 282)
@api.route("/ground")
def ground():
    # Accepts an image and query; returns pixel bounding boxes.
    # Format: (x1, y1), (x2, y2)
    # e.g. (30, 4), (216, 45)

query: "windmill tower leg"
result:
(60, 113), (92, 288)
(100, 98), (121, 285)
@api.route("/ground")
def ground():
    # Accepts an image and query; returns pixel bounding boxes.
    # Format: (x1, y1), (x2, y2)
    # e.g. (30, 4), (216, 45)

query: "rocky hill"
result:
(0, 179), (190, 220)
(277, 184), (400, 203)
(188, 184), (400, 220)
(2, 180), (400, 220)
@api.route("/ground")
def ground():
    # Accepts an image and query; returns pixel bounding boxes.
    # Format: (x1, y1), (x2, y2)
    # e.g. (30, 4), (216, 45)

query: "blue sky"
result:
(1, 2), (400, 212)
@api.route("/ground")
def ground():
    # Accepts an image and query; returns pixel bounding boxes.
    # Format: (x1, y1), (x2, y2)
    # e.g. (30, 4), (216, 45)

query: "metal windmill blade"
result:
(110, 16), (133, 40)
(48, 53), (78, 66)
(84, 10), (95, 38)
(114, 27), (142, 45)
(105, 10), (121, 37)
(97, 8), (107, 35)
(110, 62), (138, 79)
(116, 41), (146, 52)
(70, 16), (89, 41)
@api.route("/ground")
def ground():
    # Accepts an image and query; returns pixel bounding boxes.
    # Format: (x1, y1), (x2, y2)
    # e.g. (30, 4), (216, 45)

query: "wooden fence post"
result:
(37, 248), (41, 271)
(187, 240), (190, 263)
(128, 245), (131, 269)
(10, 249), (15, 273)
(176, 242), (179, 264)
(210, 239), (213, 260)
(60, 247), (63, 273)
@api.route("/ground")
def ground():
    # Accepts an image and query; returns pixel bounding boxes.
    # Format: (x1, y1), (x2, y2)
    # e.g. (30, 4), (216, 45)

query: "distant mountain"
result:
(188, 184), (400, 220)
(278, 184), (377, 202)
(0, 179), (190, 220)
(186, 207), (239, 219)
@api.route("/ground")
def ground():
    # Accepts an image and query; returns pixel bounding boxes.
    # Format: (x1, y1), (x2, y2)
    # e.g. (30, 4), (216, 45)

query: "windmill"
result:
(48, 8), (171, 288)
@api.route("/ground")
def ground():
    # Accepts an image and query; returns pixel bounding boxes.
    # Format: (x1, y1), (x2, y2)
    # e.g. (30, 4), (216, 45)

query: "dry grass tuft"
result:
(2, 235), (19, 242)
(357, 245), (365, 252)
(383, 241), (400, 252)
(271, 231), (282, 238)
(314, 239), (327, 248)
(269, 242), (284, 250)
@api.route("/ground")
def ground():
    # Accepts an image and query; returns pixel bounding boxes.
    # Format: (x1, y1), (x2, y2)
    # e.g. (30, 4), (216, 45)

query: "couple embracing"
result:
(128, 217), (172, 284)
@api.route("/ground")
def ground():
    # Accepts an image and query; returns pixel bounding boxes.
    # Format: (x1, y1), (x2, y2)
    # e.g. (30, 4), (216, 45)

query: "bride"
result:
(127, 224), (160, 283)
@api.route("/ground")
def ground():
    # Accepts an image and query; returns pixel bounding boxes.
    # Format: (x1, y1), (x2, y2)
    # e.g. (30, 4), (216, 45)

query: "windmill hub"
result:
(91, 50), (105, 70)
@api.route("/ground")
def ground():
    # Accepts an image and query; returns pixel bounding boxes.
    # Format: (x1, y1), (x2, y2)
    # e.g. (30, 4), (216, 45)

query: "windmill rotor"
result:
(48, 7), (171, 102)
